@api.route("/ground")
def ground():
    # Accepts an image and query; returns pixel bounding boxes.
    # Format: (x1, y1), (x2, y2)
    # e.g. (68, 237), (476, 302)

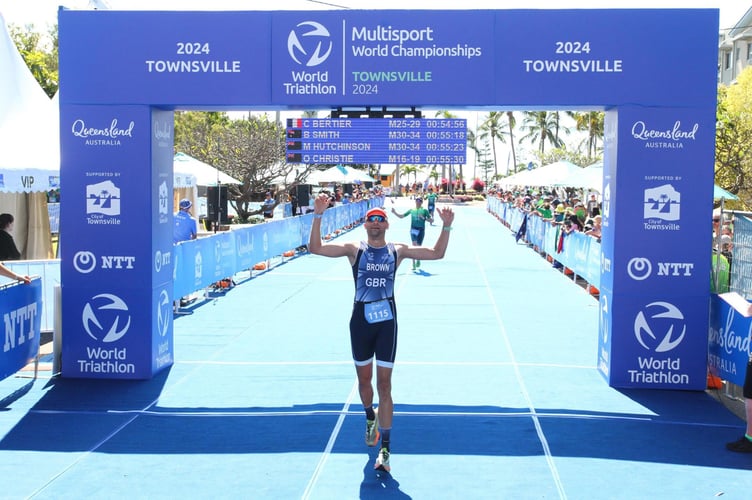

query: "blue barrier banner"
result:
(0, 280), (42, 381)
(709, 294), (752, 387)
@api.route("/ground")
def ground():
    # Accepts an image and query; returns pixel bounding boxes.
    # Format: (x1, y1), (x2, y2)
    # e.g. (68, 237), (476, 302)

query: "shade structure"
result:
(306, 165), (375, 184)
(173, 152), (242, 186)
(0, 13), (60, 193)
(525, 160), (584, 187)
(713, 184), (739, 200)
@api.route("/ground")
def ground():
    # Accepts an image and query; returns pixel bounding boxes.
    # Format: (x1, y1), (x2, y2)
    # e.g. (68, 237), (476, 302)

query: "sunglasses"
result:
(367, 215), (386, 223)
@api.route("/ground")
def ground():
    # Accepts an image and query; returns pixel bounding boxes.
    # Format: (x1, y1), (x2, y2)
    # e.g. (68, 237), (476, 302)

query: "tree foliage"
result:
(174, 111), (313, 222)
(715, 68), (752, 208)
(9, 24), (58, 97)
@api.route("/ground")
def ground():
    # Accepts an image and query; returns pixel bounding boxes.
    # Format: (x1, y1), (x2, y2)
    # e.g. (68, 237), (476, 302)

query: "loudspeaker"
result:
(207, 185), (229, 224)
(296, 184), (311, 208)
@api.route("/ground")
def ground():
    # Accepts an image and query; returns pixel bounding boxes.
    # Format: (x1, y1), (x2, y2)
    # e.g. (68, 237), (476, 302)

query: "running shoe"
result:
(365, 412), (380, 447)
(726, 436), (752, 453)
(375, 447), (391, 472)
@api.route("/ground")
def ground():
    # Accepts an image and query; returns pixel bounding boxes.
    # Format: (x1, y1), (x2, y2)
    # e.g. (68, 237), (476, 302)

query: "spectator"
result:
(585, 215), (602, 240)
(263, 192), (276, 219)
(0, 261), (31, 284)
(0, 213), (22, 260)
(726, 361), (752, 453)
(586, 193), (600, 217)
(173, 199), (197, 243)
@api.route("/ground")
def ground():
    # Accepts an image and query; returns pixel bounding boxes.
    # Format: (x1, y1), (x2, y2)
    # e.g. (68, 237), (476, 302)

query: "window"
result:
(748, 43), (752, 61)
(725, 52), (731, 70)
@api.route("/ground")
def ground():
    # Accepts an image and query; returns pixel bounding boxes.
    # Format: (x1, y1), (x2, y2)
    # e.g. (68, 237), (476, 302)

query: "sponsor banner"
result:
(603, 106), (714, 295)
(0, 279), (42, 381)
(61, 283), (173, 379)
(495, 9), (718, 107)
(708, 295), (752, 387)
(600, 293), (708, 389)
(271, 11), (494, 106)
(58, 11), (271, 106)
(59, 10), (717, 108)
(151, 109), (175, 288)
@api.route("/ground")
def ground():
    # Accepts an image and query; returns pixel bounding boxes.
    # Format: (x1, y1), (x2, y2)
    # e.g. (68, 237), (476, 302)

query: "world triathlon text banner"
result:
(58, 9), (718, 108)
(0, 279), (42, 381)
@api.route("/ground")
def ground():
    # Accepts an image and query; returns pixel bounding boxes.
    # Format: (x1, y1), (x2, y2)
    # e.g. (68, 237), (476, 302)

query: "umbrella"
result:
(713, 184), (738, 200)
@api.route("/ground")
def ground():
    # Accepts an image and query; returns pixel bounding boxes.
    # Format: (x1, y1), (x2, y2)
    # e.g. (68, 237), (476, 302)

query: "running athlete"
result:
(308, 196), (454, 473)
(425, 190), (439, 225)
(390, 197), (433, 271)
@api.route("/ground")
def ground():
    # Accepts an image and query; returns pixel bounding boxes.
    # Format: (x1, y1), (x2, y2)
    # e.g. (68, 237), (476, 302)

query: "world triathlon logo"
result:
(633, 301), (686, 353)
(287, 21), (333, 67)
(82, 293), (131, 343)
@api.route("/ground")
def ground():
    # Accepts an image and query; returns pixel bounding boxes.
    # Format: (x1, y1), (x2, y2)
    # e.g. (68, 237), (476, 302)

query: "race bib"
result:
(410, 229), (421, 239)
(364, 299), (393, 324)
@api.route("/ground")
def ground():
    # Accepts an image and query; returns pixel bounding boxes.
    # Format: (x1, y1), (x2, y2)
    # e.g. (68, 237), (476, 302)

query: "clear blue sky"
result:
(0, 0), (749, 32)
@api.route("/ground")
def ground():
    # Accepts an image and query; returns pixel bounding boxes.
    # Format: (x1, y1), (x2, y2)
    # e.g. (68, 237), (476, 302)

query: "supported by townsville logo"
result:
(288, 21), (333, 67)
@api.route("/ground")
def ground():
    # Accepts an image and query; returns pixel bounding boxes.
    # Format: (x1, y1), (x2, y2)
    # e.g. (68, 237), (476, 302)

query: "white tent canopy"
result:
(173, 152), (241, 186)
(0, 12), (60, 193)
(560, 161), (603, 192)
(306, 165), (375, 184)
(524, 160), (584, 187)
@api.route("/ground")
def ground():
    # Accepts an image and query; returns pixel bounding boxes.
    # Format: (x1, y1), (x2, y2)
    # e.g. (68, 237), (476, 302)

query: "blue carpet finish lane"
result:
(1, 201), (752, 499)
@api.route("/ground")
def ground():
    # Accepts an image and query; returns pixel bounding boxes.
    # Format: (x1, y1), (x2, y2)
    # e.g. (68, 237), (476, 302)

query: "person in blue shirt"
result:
(173, 198), (197, 243)
(308, 195), (454, 474)
(263, 192), (276, 219)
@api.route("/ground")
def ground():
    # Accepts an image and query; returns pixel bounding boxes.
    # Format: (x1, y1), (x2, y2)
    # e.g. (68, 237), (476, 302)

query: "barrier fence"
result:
(487, 197), (752, 390)
(0, 278), (43, 380)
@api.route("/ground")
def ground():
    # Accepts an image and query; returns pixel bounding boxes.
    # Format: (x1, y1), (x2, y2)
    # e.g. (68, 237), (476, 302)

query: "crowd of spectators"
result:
(487, 186), (603, 242)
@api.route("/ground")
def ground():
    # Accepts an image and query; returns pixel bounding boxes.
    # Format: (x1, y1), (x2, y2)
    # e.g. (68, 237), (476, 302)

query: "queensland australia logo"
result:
(82, 293), (131, 343)
(86, 180), (121, 225)
(631, 120), (698, 149)
(643, 184), (679, 231)
(153, 119), (172, 148)
(634, 301), (686, 353)
(71, 118), (134, 147)
(626, 257), (693, 281)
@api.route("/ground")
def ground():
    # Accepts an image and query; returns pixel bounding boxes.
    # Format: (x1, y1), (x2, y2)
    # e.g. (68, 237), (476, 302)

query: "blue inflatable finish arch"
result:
(58, 9), (719, 388)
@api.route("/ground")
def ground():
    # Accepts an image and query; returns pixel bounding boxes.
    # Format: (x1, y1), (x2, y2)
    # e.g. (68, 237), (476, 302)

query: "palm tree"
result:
(569, 111), (605, 160)
(466, 128), (481, 181)
(504, 111), (518, 174)
(478, 111), (507, 177)
(401, 165), (418, 188)
(435, 110), (461, 193)
(519, 111), (565, 155)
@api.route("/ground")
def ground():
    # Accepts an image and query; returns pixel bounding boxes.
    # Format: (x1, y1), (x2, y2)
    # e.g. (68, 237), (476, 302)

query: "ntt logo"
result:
(288, 21), (332, 67)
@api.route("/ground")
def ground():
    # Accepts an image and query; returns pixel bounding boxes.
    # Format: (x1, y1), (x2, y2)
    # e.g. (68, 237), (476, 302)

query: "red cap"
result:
(365, 207), (388, 219)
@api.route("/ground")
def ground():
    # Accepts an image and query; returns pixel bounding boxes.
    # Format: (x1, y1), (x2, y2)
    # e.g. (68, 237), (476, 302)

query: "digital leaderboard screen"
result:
(285, 118), (467, 164)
